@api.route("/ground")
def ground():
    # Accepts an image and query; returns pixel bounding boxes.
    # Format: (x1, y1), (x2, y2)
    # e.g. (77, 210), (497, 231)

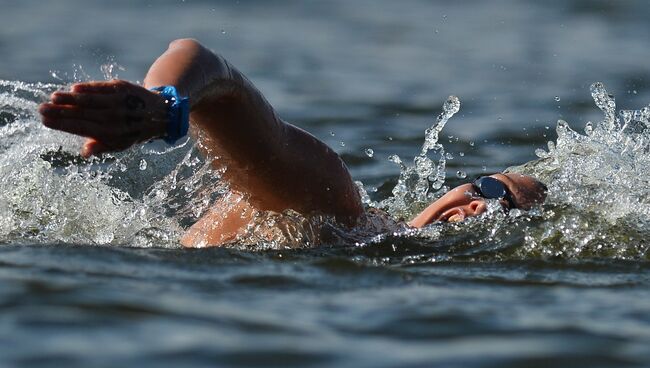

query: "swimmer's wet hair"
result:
(510, 176), (547, 210)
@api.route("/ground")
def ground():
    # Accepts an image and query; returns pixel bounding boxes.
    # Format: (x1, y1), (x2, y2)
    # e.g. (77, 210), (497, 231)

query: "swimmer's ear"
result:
(81, 139), (108, 158)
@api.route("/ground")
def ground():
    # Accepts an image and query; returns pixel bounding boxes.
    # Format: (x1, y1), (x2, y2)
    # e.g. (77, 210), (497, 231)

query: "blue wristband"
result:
(151, 86), (189, 144)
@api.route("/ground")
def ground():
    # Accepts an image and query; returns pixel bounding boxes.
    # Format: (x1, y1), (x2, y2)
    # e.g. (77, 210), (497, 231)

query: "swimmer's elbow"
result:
(168, 38), (203, 52)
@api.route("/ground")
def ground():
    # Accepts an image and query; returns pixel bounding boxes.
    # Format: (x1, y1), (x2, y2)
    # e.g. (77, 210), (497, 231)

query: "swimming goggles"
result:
(472, 176), (516, 210)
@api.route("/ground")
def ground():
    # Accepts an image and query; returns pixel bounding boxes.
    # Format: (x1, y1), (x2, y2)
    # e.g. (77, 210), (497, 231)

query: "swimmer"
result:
(39, 38), (547, 247)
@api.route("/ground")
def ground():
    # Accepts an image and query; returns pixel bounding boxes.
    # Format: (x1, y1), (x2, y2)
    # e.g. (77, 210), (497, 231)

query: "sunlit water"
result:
(8, 79), (648, 259)
(2, 1), (650, 367)
(2, 77), (650, 366)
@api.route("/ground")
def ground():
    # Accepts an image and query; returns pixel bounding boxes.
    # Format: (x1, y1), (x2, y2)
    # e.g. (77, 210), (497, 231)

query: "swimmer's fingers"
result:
(52, 81), (168, 124)
(41, 116), (115, 139)
(40, 103), (112, 122)
(51, 92), (118, 108)
(70, 81), (166, 110)
(70, 80), (135, 94)
(40, 106), (138, 138)
(52, 81), (158, 107)
(40, 103), (160, 128)
(40, 80), (168, 156)
(81, 139), (109, 158)
(42, 116), (150, 153)
(41, 105), (166, 156)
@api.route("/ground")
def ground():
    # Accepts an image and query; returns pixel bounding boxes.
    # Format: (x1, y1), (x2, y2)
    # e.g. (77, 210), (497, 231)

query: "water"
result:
(2, 1), (650, 367)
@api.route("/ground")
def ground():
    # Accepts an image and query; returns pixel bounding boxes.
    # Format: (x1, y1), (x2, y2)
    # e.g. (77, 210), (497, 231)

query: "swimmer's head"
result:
(409, 173), (547, 227)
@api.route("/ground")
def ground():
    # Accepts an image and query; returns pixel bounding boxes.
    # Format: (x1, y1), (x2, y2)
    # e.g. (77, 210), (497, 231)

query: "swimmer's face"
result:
(409, 173), (547, 228)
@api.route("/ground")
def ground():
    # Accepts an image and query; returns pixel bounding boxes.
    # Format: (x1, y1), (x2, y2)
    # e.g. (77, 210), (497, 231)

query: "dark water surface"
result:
(2, 1), (650, 367)
(2, 245), (649, 368)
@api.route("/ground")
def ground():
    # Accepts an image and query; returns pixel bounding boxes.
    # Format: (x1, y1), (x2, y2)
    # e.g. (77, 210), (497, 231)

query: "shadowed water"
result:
(1, 1), (650, 367)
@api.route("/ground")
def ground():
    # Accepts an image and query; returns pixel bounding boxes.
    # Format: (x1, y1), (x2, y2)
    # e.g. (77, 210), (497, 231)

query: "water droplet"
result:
(459, 152), (465, 157)
(590, 82), (616, 128)
(387, 136), (393, 141)
(330, 131), (335, 136)
(139, 159), (147, 170)
(456, 170), (467, 179)
(443, 95), (460, 115)
(339, 141), (345, 147)
(535, 148), (549, 158)
(469, 141), (475, 146)
(364, 148), (374, 157)
(388, 154), (401, 164)
(221, 29), (227, 35)
(382, 95), (461, 216)
(547, 141), (556, 152)
(554, 96), (561, 102)
(445, 152), (454, 160)
(482, 166), (487, 171)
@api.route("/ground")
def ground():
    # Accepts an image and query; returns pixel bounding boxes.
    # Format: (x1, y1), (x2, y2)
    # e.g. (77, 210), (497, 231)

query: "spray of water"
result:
(359, 82), (650, 260)
(505, 82), (650, 259)
(2, 73), (650, 258)
(0, 78), (226, 248)
(372, 96), (460, 219)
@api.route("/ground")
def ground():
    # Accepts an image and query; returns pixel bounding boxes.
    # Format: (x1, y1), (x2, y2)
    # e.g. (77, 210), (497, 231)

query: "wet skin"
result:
(38, 38), (545, 247)
(39, 39), (363, 247)
(408, 173), (544, 227)
(39, 80), (544, 243)
(39, 81), (169, 157)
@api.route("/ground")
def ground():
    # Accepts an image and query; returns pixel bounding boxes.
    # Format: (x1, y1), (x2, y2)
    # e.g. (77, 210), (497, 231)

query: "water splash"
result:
(509, 82), (650, 259)
(356, 82), (650, 261)
(0, 79), (223, 247)
(50, 57), (125, 84)
(1, 77), (398, 250)
(71, 64), (91, 83)
(378, 95), (460, 219)
(100, 58), (126, 80)
(590, 82), (617, 130)
(3, 76), (650, 258)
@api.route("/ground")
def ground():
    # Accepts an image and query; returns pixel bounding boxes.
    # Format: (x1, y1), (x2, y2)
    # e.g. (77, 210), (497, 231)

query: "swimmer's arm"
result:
(39, 39), (249, 157)
(144, 39), (363, 220)
(40, 38), (363, 222)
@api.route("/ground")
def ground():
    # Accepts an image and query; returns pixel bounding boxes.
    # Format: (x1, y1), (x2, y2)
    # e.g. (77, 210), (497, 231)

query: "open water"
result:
(1, 1), (650, 367)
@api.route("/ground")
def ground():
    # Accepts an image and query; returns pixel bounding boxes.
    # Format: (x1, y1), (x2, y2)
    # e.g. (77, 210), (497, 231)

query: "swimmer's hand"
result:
(39, 80), (169, 157)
